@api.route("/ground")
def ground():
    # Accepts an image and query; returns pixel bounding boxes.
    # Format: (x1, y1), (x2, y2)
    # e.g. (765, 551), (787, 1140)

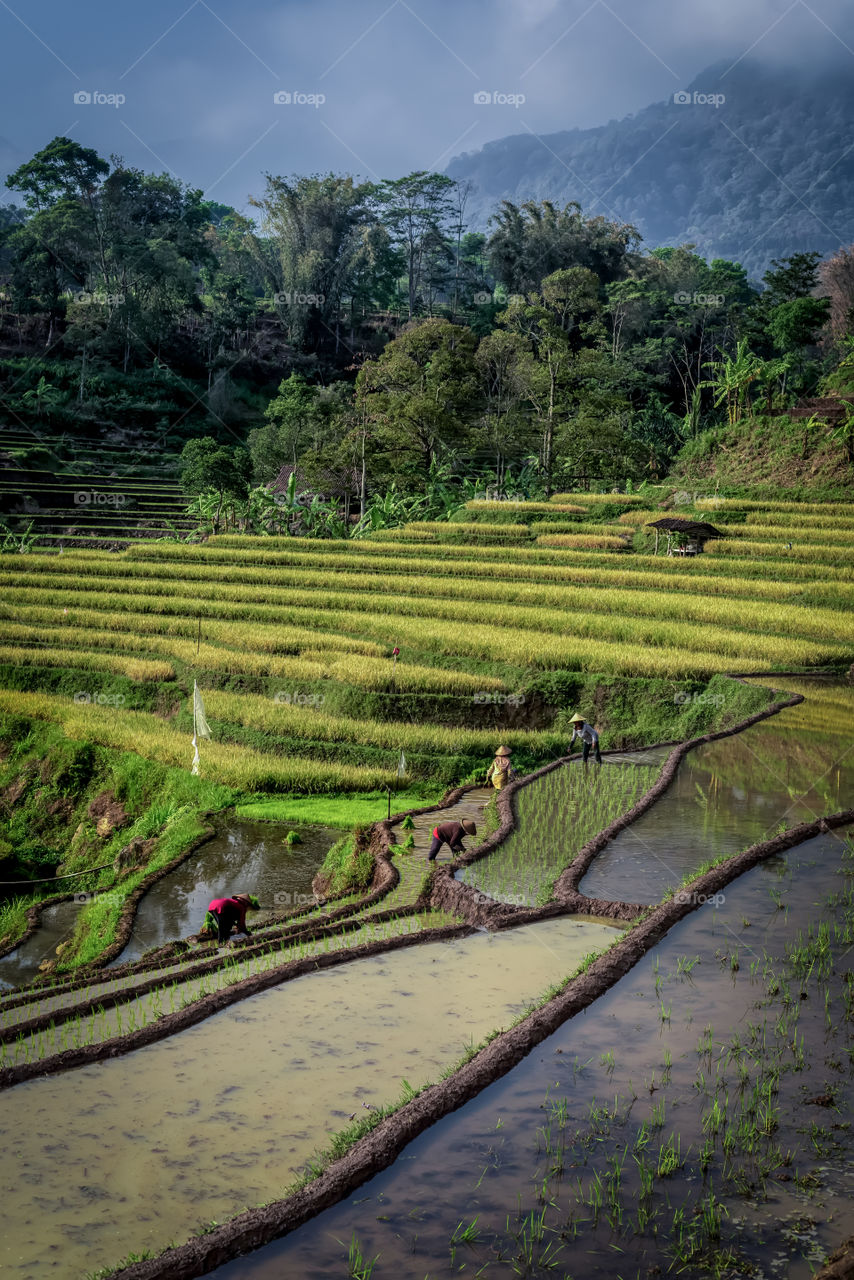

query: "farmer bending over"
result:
(203, 892), (260, 943)
(428, 819), (477, 862)
(569, 713), (602, 764)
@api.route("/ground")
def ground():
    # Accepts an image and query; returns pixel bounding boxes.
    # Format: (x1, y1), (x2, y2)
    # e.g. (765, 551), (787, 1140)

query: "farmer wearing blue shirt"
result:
(569, 713), (602, 764)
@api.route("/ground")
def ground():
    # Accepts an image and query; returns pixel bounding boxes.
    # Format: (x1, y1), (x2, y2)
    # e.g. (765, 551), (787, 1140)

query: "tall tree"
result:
(249, 173), (377, 351)
(487, 199), (640, 297)
(356, 318), (478, 479)
(375, 172), (457, 319)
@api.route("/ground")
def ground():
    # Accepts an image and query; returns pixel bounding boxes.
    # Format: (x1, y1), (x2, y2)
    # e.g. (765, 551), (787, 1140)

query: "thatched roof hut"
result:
(645, 517), (725, 555)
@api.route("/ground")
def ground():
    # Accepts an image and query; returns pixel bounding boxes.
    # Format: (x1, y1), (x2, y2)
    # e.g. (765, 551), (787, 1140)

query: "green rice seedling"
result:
(656, 1133), (682, 1177)
(462, 760), (661, 905)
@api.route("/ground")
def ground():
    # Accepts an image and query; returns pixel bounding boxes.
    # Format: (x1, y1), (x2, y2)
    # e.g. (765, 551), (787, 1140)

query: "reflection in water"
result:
(580, 679), (854, 903)
(117, 820), (336, 963)
(0, 901), (81, 991)
(219, 831), (854, 1280)
(0, 916), (620, 1276)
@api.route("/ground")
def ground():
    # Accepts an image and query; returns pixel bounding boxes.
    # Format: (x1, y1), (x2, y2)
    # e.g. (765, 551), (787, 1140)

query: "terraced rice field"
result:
(0, 491), (852, 1278)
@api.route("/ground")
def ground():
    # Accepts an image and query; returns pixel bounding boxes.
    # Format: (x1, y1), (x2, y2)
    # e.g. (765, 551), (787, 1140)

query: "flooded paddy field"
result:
(0, 900), (83, 991)
(115, 820), (336, 963)
(0, 914), (621, 1276)
(220, 828), (854, 1279)
(581, 682), (851, 904)
(460, 755), (665, 907)
(0, 679), (849, 1277)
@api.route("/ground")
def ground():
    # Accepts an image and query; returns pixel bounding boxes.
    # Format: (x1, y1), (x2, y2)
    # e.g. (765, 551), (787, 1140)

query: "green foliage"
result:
(316, 833), (373, 896)
(179, 437), (252, 500)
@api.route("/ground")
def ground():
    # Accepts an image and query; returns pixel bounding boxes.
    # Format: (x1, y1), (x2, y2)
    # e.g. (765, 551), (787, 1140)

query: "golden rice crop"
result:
(535, 535), (628, 550)
(617, 509), (668, 526)
(364, 527), (438, 542)
(408, 521), (531, 539)
(0, 604), (383, 659)
(7, 544), (854, 606)
(0, 691), (395, 792)
(705, 539), (854, 567)
(8, 583), (840, 674)
(114, 538), (854, 582)
(549, 492), (650, 505)
(301, 653), (504, 693)
(464, 500), (587, 514)
(694, 497), (854, 516)
(204, 690), (554, 756)
(741, 511), (854, 531)
(0, 645), (172, 682)
(529, 521), (626, 535)
(6, 564), (852, 659)
(725, 524), (854, 546)
(0, 623), (329, 680)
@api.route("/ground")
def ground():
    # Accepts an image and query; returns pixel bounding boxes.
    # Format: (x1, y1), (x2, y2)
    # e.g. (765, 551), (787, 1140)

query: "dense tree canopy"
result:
(1, 136), (850, 504)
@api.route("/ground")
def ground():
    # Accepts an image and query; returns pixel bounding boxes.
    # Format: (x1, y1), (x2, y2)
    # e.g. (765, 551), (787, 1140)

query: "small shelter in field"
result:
(645, 517), (725, 556)
(271, 463), (363, 522)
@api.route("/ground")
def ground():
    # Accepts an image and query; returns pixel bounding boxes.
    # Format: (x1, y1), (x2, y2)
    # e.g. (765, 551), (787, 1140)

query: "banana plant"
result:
(700, 339), (762, 426)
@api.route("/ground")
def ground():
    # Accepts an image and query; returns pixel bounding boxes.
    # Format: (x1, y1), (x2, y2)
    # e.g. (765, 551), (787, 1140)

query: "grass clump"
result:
(315, 831), (374, 897)
(234, 788), (442, 829)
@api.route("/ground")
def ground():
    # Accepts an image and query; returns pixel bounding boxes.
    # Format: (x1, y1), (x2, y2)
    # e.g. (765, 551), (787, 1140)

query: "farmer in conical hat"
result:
(428, 818), (477, 862)
(569, 713), (602, 764)
(202, 892), (260, 944)
(486, 745), (517, 790)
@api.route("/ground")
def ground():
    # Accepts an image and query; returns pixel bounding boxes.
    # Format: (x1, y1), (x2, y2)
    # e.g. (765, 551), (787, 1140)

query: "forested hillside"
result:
(1, 132), (852, 551)
(446, 60), (854, 279)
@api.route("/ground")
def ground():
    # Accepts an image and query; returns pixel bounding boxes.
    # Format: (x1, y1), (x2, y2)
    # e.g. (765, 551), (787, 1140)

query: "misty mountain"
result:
(447, 59), (854, 278)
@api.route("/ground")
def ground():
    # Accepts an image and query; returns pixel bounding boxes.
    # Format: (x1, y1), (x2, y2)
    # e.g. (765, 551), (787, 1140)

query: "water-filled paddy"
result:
(219, 829), (854, 1279)
(116, 819), (336, 962)
(580, 678), (854, 903)
(0, 914), (621, 1276)
(460, 753), (666, 906)
(0, 901), (81, 991)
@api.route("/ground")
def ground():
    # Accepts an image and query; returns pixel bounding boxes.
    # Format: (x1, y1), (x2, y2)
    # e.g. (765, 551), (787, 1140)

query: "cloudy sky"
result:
(2, 0), (853, 213)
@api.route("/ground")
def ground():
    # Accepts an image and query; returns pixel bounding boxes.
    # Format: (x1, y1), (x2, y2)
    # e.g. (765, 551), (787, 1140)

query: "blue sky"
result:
(2, 0), (852, 215)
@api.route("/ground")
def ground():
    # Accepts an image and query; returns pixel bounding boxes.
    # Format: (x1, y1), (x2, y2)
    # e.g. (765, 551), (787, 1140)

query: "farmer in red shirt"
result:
(428, 819), (477, 862)
(203, 892), (259, 943)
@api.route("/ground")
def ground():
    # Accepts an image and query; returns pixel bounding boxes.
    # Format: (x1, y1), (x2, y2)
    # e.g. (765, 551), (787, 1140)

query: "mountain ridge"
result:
(447, 59), (854, 276)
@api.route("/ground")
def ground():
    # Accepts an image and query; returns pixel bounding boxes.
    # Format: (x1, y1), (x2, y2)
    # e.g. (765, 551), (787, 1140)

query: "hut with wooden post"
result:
(645, 517), (725, 556)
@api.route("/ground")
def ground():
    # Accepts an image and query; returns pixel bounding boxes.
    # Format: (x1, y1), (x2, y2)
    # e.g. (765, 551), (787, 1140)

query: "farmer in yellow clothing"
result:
(486, 745), (516, 789)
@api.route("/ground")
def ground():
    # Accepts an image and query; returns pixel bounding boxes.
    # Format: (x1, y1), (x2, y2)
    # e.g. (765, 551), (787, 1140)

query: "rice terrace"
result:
(3, 6), (854, 1277)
